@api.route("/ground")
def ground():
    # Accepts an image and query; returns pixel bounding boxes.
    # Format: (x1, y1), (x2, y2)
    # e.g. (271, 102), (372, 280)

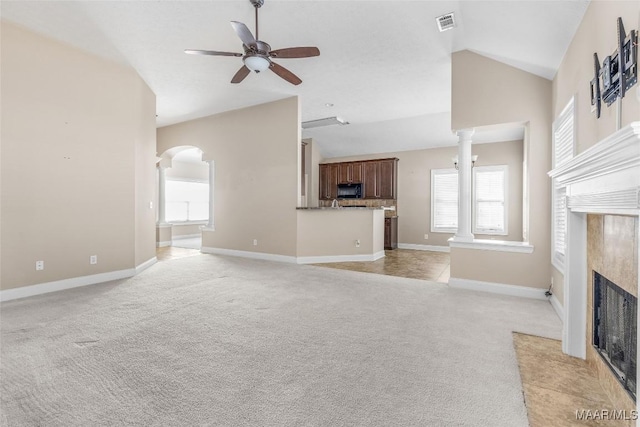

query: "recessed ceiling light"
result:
(436, 12), (456, 32)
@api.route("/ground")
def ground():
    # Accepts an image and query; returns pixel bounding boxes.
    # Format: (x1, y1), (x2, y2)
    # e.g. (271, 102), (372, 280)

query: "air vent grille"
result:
(436, 12), (456, 32)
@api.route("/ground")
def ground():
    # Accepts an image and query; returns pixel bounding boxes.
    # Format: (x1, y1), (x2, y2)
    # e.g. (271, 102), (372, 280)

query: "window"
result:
(473, 165), (508, 235)
(431, 169), (458, 233)
(552, 97), (575, 272)
(165, 179), (209, 222)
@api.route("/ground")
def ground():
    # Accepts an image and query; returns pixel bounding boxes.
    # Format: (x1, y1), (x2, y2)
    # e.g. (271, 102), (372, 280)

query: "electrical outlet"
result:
(253, 239), (258, 246)
(424, 234), (429, 240)
(355, 239), (361, 248)
(35, 261), (44, 271)
(90, 255), (97, 265)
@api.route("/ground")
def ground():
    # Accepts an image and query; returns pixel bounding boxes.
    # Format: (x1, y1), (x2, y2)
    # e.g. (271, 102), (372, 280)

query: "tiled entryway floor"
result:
(513, 332), (628, 427)
(156, 245), (201, 262)
(315, 249), (450, 283)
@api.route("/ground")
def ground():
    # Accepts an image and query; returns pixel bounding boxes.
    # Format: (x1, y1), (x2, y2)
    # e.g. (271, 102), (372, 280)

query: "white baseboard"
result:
(297, 250), (385, 264)
(549, 294), (564, 322)
(135, 257), (157, 274)
(172, 234), (200, 240)
(448, 277), (548, 300)
(201, 246), (385, 265)
(156, 241), (171, 247)
(0, 268), (136, 302)
(397, 243), (450, 253)
(201, 246), (298, 263)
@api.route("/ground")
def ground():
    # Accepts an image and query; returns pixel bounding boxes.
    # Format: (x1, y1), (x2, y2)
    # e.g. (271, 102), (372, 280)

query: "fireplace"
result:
(593, 271), (637, 400)
(548, 122), (639, 417)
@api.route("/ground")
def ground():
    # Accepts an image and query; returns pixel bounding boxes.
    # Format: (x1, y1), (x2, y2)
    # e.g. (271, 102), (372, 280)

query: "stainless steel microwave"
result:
(337, 183), (362, 199)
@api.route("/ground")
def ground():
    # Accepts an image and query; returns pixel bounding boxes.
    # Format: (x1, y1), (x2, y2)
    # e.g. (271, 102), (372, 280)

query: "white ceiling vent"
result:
(436, 12), (456, 32)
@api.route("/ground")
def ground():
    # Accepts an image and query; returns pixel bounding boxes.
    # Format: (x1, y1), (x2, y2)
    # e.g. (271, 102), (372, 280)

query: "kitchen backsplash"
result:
(318, 198), (398, 217)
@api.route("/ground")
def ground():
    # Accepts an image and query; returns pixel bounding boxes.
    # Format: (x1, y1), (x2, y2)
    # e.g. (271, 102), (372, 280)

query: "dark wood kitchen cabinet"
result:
(338, 162), (362, 184)
(319, 163), (338, 200)
(362, 158), (398, 199)
(384, 217), (398, 250)
(319, 158), (398, 201)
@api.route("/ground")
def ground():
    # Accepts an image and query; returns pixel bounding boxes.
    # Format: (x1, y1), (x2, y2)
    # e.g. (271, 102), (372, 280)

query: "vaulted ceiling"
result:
(1, 1), (589, 157)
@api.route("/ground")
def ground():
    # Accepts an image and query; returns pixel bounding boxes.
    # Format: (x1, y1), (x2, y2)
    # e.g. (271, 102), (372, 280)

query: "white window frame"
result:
(430, 168), (458, 233)
(551, 97), (575, 273)
(472, 165), (508, 236)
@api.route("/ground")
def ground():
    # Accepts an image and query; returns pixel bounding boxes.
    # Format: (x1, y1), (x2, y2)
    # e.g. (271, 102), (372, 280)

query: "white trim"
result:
(201, 246), (386, 265)
(172, 233), (201, 240)
(548, 121), (640, 186)
(567, 188), (640, 214)
(135, 257), (157, 274)
(448, 238), (534, 253)
(156, 241), (171, 247)
(448, 277), (547, 300)
(156, 224), (172, 228)
(397, 243), (450, 253)
(550, 294), (564, 322)
(0, 268), (135, 302)
(170, 221), (207, 226)
(201, 227), (215, 232)
(297, 251), (385, 264)
(201, 246), (298, 263)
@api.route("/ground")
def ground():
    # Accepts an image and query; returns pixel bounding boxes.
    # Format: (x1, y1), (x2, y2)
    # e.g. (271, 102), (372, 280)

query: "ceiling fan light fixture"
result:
(244, 55), (270, 72)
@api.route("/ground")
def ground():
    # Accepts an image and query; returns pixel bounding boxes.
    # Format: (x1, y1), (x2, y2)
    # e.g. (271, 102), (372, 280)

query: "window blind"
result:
(473, 166), (507, 234)
(552, 97), (574, 270)
(432, 170), (458, 232)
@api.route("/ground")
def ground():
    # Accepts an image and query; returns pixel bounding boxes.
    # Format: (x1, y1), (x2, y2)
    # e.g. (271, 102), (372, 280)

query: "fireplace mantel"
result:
(547, 121), (640, 363)
(549, 121), (640, 215)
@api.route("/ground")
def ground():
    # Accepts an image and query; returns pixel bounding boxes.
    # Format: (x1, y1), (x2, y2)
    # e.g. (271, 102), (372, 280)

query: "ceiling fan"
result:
(185, 0), (320, 86)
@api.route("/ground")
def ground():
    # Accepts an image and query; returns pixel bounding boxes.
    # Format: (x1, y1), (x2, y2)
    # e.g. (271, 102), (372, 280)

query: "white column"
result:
(452, 129), (475, 242)
(157, 165), (169, 225)
(205, 160), (215, 230)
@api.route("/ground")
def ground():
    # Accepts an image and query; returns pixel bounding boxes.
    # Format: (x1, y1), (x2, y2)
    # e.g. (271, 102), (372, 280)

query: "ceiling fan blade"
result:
(231, 65), (251, 84)
(269, 47), (320, 59)
(230, 21), (256, 47)
(185, 49), (243, 57)
(269, 62), (302, 86)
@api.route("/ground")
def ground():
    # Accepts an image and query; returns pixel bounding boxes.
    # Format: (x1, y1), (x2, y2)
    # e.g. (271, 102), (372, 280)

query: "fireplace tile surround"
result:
(587, 214), (638, 415)
(549, 122), (640, 421)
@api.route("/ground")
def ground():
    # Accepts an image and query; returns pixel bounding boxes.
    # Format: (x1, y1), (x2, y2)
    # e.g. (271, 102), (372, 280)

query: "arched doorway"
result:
(156, 146), (212, 259)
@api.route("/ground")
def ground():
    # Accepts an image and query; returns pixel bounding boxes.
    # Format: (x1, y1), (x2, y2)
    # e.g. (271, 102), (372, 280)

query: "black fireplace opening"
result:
(593, 271), (637, 400)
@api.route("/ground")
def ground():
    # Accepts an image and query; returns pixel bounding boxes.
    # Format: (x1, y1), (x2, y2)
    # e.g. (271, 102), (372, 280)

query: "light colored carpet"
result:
(0, 254), (561, 426)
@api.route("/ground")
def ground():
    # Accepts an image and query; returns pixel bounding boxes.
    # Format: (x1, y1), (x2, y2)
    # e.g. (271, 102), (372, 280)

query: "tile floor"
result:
(513, 332), (632, 427)
(315, 249), (450, 283)
(156, 245), (201, 262)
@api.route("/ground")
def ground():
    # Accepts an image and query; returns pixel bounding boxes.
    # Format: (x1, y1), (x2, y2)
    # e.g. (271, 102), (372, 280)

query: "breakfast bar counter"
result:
(296, 207), (385, 263)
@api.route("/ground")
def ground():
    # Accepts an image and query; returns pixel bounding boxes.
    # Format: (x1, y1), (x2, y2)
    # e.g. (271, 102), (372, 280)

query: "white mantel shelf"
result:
(549, 121), (640, 215)
(546, 121), (640, 365)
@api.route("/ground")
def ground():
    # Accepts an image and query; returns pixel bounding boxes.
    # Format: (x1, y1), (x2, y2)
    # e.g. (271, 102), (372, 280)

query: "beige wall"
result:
(1, 21), (157, 290)
(172, 223), (203, 238)
(296, 209), (384, 257)
(157, 97), (301, 257)
(323, 140), (524, 247)
(450, 50), (552, 289)
(550, 1), (640, 304)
